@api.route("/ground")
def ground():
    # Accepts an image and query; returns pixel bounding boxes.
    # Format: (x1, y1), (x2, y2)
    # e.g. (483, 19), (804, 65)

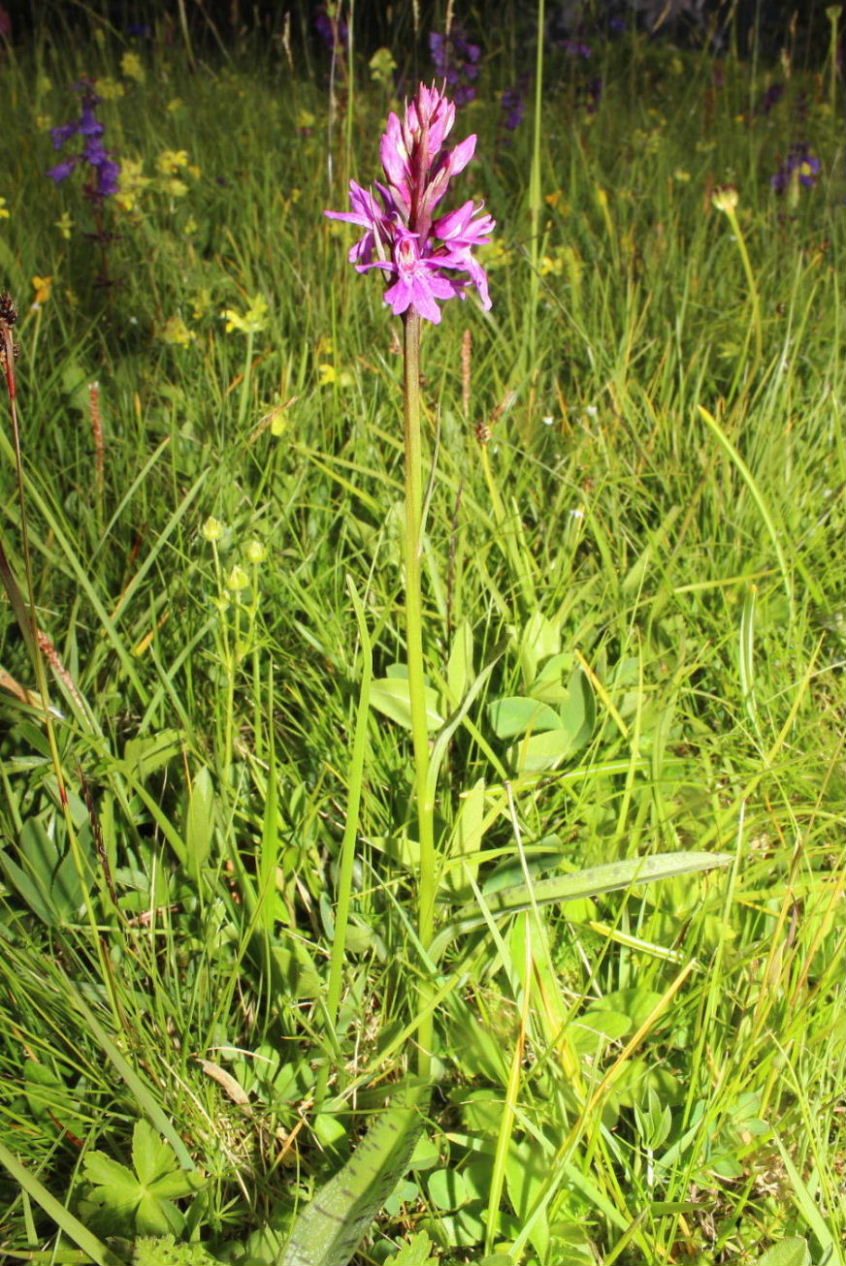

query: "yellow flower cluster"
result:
(97, 77), (126, 100)
(221, 294), (269, 335)
(160, 315), (195, 347)
(115, 150), (200, 214)
(156, 149), (190, 175)
(120, 52), (146, 83)
(32, 275), (54, 307)
(115, 156), (152, 212)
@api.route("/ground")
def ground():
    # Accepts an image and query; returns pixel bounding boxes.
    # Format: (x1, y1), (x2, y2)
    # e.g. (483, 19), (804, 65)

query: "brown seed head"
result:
(0, 294), (18, 327)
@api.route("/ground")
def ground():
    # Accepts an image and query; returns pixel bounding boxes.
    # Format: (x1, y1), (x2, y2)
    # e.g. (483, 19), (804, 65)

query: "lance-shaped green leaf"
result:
(430, 850), (731, 961)
(279, 1094), (425, 1266)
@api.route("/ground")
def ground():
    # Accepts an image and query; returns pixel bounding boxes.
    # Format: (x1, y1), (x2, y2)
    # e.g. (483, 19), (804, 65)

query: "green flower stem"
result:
(525, 0), (546, 373)
(238, 329), (254, 432)
(723, 206), (763, 367)
(827, 7), (841, 114)
(317, 578), (373, 1104)
(402, 309), (436, 1082)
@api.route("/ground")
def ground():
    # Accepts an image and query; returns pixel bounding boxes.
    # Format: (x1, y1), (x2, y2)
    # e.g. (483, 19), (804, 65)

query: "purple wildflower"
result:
(46, 78), (120, 201)
(756, 83), (784, 115)
(585, 75), (603, 114)
(771, 144), (821, 194)
(501, 82), (527, 131)
(429, 28), (481, 106)
(47, 156), (79, 184)
(314, 3), (348, 52)
(325, 83), (494, 324)
(563, 38), (592, 57)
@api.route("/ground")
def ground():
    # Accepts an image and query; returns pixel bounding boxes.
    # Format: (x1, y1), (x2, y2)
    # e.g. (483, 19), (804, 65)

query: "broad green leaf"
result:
(442, 777), (486, 891)
(133, 1120), (171, 1186)
(61, 363), (93, 413)
(505, 1140), (550, 1260)
(370, 677), (444, 731)
(557, 667), (595, 748)
(124, 729), (185, 779)
(753, 1239), (811, 1266)
(185, 765), (215, 880)
(0, 851), (57, 926)
(279, 1095), (425, 1266)
(23, 1059), (79, 1122)
(519, 611), (561, 684)
(570, 1009), (631, 1056)
(5, 819), (87, 925)
(530, 649), (576, 702)
(447, 619), (474, 704)
(426, 1167), (467, 1211)
(384, 1229), (438, 1265)
(601, 988), (665, 1030)
(507, 725), (582, 773)
(135, 1192), (185, 1237)
(82, 1152), (141, 1202)
(488, 695), (561, 739)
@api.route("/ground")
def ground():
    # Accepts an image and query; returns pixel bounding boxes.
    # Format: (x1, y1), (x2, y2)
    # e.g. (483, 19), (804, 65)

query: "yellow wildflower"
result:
(167, 98), (185, 114)
(35, 114), (53, 132)
(222, 294), (269, 335)
(162, 178), (189, 198)
(121, 51), (146, 83)
(160, 315), (195, 347)
(97, 77), (126, 100)
(157, 149), (189, 175)
(31, 275), (53, 307)
(55, 211), (74, 238)
(479, 239), (507, 270)
(192, 289), (213, 321)
(115, 156), (151, 212)
(318, 363), (336, 386)
(296, 109), (316, 130)
(369, 47), (397, 87)
(0, 197), (9, 219)
(712, 185), (739, 214)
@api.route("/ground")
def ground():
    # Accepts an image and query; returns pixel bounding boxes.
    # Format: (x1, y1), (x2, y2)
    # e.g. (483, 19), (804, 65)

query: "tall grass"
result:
(0, 6), (843, 1265)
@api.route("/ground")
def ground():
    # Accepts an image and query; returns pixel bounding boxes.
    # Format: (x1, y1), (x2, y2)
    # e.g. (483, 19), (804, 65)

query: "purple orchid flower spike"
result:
(325, 82), (494, 324)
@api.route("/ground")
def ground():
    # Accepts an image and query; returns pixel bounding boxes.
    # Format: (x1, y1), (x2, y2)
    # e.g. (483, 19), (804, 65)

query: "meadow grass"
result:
(0, 9), (843, 1266)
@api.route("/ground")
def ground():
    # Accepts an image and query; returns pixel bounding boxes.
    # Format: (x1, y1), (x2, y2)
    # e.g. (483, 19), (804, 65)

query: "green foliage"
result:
(133, 1234), (220, 1266)
(78, 1121), (204, 1237)
(384, 1230), (439, 1266)
(0, 10), (842, 1266)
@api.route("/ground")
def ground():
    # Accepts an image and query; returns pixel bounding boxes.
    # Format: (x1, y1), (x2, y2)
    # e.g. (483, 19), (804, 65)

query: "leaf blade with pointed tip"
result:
(279, 1097), (424, 1266)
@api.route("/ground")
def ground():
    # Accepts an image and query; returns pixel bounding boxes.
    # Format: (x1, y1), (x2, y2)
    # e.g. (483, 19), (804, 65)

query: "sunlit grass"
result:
(0, 10), (842, 1266)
